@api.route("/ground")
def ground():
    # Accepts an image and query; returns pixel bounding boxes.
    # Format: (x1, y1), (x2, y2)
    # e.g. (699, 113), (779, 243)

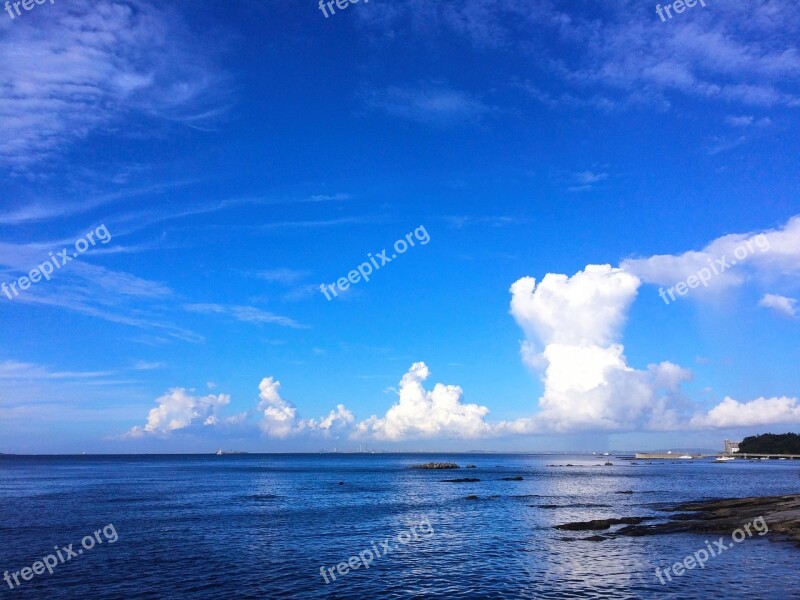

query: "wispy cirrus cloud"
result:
(250, 268), (310, 285)
(0, 360), (113, 381)
(185, 303), (307, 329)
(0, 179), (201, 226)
(0, 236), (204, 342)
(566, 170), (609, 193)
(0, 0), (228, 171)
(358, 1), (800, 112)
(364, 82), (498, 126)
(443, 215), (524, 228)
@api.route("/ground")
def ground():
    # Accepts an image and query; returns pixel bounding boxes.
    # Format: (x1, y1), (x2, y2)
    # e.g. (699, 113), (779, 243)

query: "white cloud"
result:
(505, 265), (692, 432)
(256, 377), (354, 439)
(312, 404), (356, 432)
(690, 396), (800, 428)
(128, 388), (230, 437)
(355, 362), (492, 440)
(505, 219), (800, 433)
(621, 216), (800, 296)
(510, 265), (640, 348)
(759, 293), (798, 318)
(257, 377), (300, 438)
(126, 376), (353, 439)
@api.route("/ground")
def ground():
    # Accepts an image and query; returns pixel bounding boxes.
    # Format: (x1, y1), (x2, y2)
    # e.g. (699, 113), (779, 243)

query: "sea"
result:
(0, 454), (798, 599)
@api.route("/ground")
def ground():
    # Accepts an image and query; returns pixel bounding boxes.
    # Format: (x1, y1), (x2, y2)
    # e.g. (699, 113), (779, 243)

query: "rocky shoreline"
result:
(555, 494), (800, 545)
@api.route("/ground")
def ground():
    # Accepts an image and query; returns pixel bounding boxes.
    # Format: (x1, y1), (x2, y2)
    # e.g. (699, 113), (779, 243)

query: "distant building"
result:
(724, 440), (740, 454)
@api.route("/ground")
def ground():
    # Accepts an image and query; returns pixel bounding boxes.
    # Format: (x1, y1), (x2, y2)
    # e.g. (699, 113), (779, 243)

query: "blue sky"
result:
(1, 0), (799, 453)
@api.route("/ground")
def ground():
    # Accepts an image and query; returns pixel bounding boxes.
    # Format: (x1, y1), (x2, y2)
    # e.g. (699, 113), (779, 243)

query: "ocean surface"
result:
(1, 454), (798, 599)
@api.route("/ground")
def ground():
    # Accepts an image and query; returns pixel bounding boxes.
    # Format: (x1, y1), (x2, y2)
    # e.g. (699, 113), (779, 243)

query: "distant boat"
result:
(715, 456), (735, 462)
(760, 457), (770, 461)
(602, 452), (610, 456)
(678, 454), (693, 460)
(216, 449), (223, 455)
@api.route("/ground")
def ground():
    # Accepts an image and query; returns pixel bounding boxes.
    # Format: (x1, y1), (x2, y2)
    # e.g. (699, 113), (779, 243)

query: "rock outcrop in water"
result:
(554, 494), (800, 546)
(555, 517), (653, 531)
(617, 494), (800, 544)
(411, 462), (460, 469)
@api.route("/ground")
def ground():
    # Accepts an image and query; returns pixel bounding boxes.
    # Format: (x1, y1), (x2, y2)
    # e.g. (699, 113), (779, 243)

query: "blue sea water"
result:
(0, 454), (798, 599)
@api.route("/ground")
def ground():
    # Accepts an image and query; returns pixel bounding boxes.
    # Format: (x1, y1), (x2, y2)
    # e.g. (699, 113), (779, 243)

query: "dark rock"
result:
(555, 517), (654, 531)
(616, 490), (634, 494)
(466, 495), (479, 500)
(501, 476), (524, 481)
(616, 494), (800, 544)
(441, 478), (480, 483)
(412, 462), (460, 470)
(465, 464), (477, 468)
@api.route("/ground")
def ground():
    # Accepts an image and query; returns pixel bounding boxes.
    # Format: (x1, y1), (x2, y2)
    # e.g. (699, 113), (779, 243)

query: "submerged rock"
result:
(441, 477), (480, 483)
(559, 535), (608, 542)
(555, 517), (654, 531)
(501, 476), (524, 481)
(411, 462), (460, 469)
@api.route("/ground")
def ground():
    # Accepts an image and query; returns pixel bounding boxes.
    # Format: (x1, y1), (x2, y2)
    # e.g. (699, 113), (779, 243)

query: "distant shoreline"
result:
(0, 450), (745, 457)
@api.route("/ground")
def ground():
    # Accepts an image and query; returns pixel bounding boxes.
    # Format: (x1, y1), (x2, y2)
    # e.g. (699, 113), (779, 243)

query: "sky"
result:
(0, 0), (799, 454)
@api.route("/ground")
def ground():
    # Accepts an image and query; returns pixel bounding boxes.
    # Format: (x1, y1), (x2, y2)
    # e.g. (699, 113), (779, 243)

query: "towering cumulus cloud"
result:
(127, 377), (353, 439)
(507, 265), (691, 432)
(356, 362), (491, 440)
(128, 389), (231, 437)
(257, 377), (354, 438)
(257, 377), (301, 438)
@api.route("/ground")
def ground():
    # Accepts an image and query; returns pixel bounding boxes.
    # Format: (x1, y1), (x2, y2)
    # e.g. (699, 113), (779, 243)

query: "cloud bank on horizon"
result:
(124, 215), (800, 442)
